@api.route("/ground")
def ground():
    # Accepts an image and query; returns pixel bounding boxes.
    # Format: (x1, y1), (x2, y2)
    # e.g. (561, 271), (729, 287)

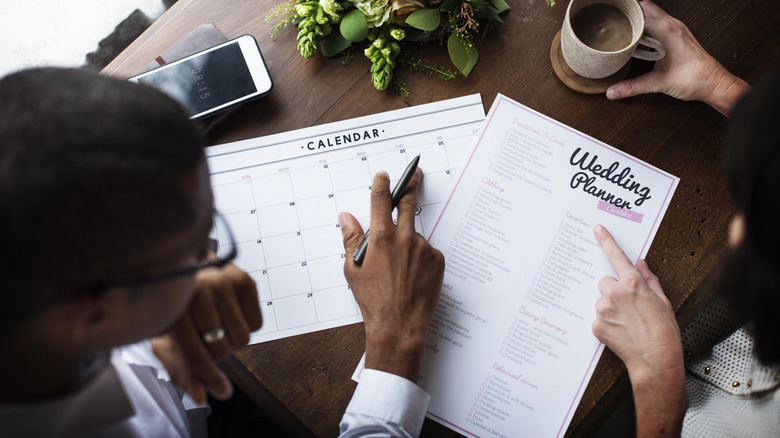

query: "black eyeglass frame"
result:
(74, 212), (238, 296)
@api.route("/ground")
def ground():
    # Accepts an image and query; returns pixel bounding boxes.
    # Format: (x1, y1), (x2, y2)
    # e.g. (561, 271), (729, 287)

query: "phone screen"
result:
(137, 42), (257, 117)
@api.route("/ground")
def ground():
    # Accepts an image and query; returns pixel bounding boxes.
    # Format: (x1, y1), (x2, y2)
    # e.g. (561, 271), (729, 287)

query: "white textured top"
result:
(681, 297), (780, 437)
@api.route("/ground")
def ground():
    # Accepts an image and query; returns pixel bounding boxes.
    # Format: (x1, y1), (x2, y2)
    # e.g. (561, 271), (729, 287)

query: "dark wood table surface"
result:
(104, 0), (780, 436)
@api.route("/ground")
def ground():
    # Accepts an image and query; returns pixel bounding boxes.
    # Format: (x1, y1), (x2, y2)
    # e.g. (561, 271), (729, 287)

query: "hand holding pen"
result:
(337, 159), (445, 381)
(353, 154), (421, 264)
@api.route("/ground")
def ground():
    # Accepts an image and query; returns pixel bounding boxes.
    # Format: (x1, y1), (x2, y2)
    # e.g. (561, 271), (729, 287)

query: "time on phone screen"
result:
(137, 42), (256, 116)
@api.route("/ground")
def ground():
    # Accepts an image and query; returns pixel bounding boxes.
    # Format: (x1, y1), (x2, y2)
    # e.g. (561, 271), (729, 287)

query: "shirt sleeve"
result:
(339, 369), (431, 438)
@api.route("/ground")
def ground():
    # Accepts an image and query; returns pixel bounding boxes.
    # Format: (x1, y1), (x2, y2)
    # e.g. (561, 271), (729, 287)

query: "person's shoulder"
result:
(0, 361), (135, 438)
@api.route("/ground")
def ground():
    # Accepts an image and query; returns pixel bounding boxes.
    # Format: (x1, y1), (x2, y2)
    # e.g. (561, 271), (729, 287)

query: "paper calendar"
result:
(206, 94), (486, 344)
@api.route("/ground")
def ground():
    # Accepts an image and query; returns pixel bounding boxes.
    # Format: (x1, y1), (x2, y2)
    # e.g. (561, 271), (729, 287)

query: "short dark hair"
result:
(721, 64), (780, 363)
(0, 68), (205, 329)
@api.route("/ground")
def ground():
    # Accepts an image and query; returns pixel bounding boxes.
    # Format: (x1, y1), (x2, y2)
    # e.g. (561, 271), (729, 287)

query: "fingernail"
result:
(215, 377), (233, 399)
(223, 383), (233, 398)
(338, 212), (348, 228)
(637, 259), (648, 269)
(606, 87), (620, 99)
(594, 224), (606, 235)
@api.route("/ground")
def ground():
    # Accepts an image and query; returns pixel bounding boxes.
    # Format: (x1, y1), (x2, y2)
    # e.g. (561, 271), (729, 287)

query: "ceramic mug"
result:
(561, 0), (665, 79)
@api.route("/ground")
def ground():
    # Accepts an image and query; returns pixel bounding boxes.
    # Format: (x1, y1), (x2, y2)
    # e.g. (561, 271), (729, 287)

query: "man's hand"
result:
(153, 263), (262, 404)
(606, 0), (749, 116)
(340, 169), (445, 381)
(592, 224), (685, 437)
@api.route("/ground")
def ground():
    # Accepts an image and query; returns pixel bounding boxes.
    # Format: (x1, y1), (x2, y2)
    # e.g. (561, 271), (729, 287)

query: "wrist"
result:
(628, 362), (686, 438)
(625, 346), (686, 390)
(704, 66), (750, 117)
(364, 325), (426, 381)
(628, 362), (686, 393)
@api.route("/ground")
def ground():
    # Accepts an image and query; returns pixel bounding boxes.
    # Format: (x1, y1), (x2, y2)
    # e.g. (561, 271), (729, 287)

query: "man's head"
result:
(0, 68), (212, 343)
(722, 65), (780, 363)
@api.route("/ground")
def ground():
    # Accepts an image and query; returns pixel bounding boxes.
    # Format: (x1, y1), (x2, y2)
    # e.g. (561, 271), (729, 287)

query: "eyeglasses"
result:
(74, 212), (238, 296)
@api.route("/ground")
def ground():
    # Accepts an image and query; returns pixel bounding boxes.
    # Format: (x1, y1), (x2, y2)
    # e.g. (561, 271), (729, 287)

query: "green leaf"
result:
(447, 34), (479, 77)
(340, 9), (368, 42)
(406, 9), (441, 31)
(403, 28), (439, 42)
(321, 32), (351, 57)
(489, 0), (510, 14)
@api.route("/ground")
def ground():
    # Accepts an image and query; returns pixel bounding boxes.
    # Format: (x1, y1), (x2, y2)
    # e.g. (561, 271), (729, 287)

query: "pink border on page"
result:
(426, 95), (677, 437)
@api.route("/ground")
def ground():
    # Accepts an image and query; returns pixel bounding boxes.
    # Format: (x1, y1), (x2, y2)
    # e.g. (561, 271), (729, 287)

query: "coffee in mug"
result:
(560, 0), (666, 79)
(571, 3), (633, 52)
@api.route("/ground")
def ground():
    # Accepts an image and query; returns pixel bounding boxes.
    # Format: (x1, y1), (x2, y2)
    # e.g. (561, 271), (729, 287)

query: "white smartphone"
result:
(129, 35), (273, 120)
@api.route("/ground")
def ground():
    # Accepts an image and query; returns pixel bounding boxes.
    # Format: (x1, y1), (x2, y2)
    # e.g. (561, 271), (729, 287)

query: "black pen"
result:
(353, 154), (420, 265)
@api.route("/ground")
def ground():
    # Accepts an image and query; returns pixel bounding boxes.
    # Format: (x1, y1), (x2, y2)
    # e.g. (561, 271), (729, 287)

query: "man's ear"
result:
(68, 289), (132, 349)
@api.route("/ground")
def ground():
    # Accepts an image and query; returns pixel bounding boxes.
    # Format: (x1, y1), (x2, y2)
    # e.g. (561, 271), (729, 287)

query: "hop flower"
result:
(389, 41), (400, 55)
(364, 33), (398, 90)
(295, 1), (332, 58)
(390, 27), (406, 41)
(295, 3), (315, 16)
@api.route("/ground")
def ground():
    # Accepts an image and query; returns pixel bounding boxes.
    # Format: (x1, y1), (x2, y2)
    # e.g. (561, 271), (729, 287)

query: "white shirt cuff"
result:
(342, 368), (430, 437)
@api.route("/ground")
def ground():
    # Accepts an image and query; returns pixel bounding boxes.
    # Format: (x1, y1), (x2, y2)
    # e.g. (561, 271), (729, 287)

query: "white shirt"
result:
(339, 369), (431, 437)
(0, 343), (430, 438)
(0, 341), (208, 438)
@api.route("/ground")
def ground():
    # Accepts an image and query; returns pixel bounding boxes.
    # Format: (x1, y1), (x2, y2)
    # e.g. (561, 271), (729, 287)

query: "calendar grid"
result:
(207, 95), (486, 343)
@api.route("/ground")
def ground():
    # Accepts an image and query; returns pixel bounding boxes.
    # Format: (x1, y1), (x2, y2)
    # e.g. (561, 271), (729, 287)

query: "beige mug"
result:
(561, 0), (665, 79)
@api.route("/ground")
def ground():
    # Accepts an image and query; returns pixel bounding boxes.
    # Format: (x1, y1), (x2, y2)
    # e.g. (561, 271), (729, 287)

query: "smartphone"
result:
(129, 35), (273, 120)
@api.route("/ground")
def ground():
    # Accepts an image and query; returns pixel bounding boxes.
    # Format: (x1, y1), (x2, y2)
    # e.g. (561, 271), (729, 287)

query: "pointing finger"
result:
(369, 171), (393, 233)
(396, 167), (422, 231)
(593, 224), (636, 278)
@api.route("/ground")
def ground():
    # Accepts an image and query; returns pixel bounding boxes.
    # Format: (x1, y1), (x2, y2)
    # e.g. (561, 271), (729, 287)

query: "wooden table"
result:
(104, 0), (780, 436)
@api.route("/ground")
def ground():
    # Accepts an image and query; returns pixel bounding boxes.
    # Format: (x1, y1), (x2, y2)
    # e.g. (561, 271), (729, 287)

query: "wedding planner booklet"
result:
(206, 94), (486, 344)
(353, 94), (679, 437)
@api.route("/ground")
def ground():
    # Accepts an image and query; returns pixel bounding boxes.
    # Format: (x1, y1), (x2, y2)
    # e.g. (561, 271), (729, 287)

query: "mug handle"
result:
(632, 35), (666, 61)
